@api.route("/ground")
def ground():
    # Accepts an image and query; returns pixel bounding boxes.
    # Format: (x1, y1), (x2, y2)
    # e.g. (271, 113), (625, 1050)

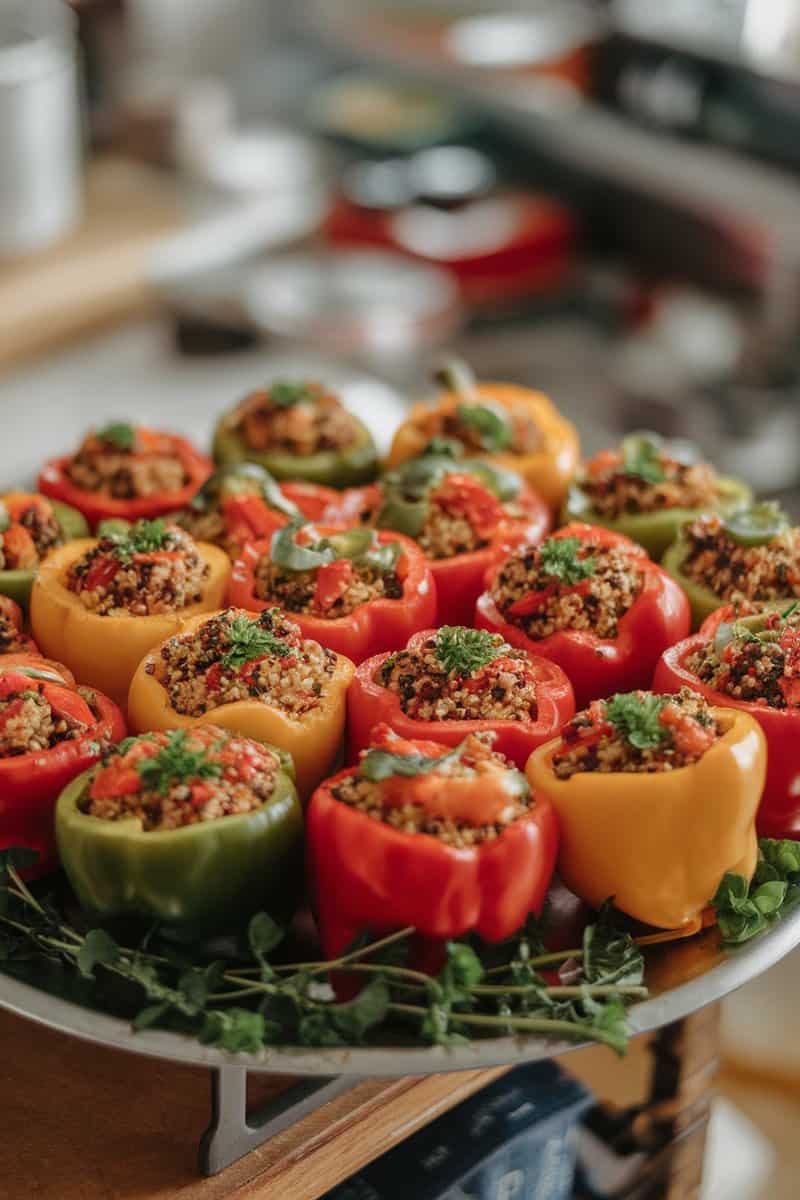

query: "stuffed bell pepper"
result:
(386, 361), (579, 511)
(526, 689), (765, 930)
(30, 519), (230, 705)
(348, 625), (574, 768)
(563, 432), (751, 560)
(39, 421), (213, 529)
(0, 491), (88, 609)
(171, 463), (303, 559)
(372, 446), (551, 627)
(655, 603), (800, 839)
(0, 655), (125, 878)
(56, 726), (303, 932)
(0, 595), (38, 655)
(475, 523), (690, 708)
(308, 723), (559, 960)
(212, 380), (378, 487)
(228, 520), (436, 663)
(128, 606), (354, 798)
(662, 503), (800, 628)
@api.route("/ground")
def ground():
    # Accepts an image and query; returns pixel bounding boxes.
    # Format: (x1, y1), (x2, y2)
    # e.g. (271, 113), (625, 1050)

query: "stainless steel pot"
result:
(0, 0), (83, 256)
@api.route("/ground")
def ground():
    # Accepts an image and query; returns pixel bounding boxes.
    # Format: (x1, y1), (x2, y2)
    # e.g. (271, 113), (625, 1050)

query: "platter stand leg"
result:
(199, 1066), (363, 1176)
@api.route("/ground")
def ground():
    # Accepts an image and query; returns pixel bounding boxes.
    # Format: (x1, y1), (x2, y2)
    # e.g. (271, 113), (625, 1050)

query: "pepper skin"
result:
(228, 528), (437, 663)
(0, 657), (126, 878)
(562, 476), (752, 562)
(387, 382), (579, 512)
(0, 595), (38, 655)
(475, 524), (691, 709)
(655, 635), (800, 840)
(307, 730), (559, 960)
(347, 628), (574, 767)
(0, 495), (88, 609)
(280, 481), (344, 521)
(39, 429), (213, 529)
(30, 539), (231, 706)
(127, 611), (355, 799)
(213, 414), (378, 489)
(525, 707), (765, 929)
(55, 752), (302, 933)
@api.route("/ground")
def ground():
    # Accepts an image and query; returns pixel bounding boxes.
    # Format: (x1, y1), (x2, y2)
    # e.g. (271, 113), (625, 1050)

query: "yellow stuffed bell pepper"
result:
(30, 520), (230, 706)
(525, 689), (766, 930)
(386, 361), (579, 512)
(127, 607), (354, 799)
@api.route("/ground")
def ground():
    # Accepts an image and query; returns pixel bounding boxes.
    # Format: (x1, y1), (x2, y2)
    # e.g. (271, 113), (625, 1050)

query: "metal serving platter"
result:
(1, 334), (799, 1080)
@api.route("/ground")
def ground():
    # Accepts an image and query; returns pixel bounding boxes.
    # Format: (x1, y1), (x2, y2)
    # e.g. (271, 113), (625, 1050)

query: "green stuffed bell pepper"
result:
(55, 726), (303, 935)
(662, 503), (795, 629)
(561, 432), (751, 561)
(0, 492), (88, 609)
(212, 380), (379, 488)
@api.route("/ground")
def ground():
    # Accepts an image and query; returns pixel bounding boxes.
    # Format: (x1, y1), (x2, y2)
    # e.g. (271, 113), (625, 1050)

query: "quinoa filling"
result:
(150, 607), (337, 718)
(0, 494), (63, 570)
(230, 381), (361, 456)
(578, 438), (720, 518)
(415, 473), (516, 559)
(679, 514), (800, 604)
(333, 731), (531, 848)
(491, 535), (643, 640)
(686, 605), (800, 709)
(66, 423), (188, 499)
(0, 616), (27, 653)
(84, 727), (281, 831)
(553, 689), (720, 778)
(377, 627), (539, 721)
(0, 684), (98, 757)
(66, 519), (209, 616)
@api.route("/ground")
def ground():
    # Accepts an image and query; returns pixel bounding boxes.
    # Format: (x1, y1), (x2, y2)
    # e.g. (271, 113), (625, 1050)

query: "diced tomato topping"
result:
(84, 555), (121, 591)
(41, 683), (94, 726)
(0, 697), (25, 730)
(508, 579), (590, 619)
(658, 705), (715, 757)
(585, 449), (623, 479)
(222, 494), (286, 544)
(314, 559), (355, 612)
(2, 524), (38, 569)
(432, 473), (506, 540)
(89, 764), (143, 799)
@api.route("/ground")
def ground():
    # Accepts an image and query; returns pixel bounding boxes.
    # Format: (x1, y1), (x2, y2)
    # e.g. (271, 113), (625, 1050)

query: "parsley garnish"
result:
(621, 435), (665, 484)
(96, 422), (136, 451)
(538, 536), (596, 586)
(220, 614), (290, 671)
(268, 381), (314, 408)
(456, 402), (513, 452)
(604, 692), (668, 750)
(136, 730), (222, 796)
(435, 626), (508, 677)
(105, 518), (170, 561)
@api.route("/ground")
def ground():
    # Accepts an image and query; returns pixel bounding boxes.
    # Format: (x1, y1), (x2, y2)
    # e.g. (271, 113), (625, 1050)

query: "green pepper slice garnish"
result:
(722, 502), (789, 547)
(271, 520), (400, 575)
(189, 462), (300, 520)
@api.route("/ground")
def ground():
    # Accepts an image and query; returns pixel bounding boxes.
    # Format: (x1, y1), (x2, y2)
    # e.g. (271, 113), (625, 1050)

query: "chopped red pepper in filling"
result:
(0, 669), (97, 756)
(416, 473), (515, 559)
(687, 606), (800, 709)
(66, 425), (188, 499)
(680, 514), (800, 604)
(579, 446), (719, 518)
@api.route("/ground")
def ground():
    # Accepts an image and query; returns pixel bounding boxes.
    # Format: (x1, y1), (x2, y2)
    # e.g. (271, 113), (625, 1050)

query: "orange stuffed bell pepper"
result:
(39, 422), (212, 529)
(386, 360), (579, 512)
(228, 521), (436, 663)
(525, 689), (765, 930)
(348, 625), (574, 768)
(128, 606), (354, 799)
(30, 519), (229, 705)
(308, 723), (559, 961)
(0, 595), (38, 655)
(0, 654), (125, 877)
(475, 523), (690, 709)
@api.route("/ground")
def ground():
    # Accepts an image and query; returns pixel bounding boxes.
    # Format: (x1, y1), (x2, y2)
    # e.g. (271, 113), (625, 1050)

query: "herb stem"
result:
(387, 1004), (626, 1051)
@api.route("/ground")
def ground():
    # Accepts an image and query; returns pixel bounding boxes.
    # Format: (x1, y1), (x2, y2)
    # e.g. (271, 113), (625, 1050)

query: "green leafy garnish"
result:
(435, 626), (508, 677)
(268, 381), (314, 408)
(105, 517), (170, 561)
(538, 536), (596, 586)
(456, 402), (513, 452)
(621, 433), (665, 484)
(0, 501), (9, 534)
(713, 838), (800, 943)
(220, 614), (290, 671)
(96, 422), (137, 451)
(604, 692), (668, 750)
(136, 730), (223, 796)
(359, 746), (459, 782)
(271, 520), (400, 576)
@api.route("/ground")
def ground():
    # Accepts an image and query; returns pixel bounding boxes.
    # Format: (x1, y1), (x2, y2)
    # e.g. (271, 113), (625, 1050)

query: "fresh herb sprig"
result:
(268, 381), (315, 408)
(713, 838), (800, 943)
(96, 422), (136, 451)
(621, 435), (665, 484)
(136, 730), (222, 797)
(0, 850), (645, 1055)
(435, 626), (509, 677)
(456, 403), (513, 452)
(220, 614), (290, 671)
(104, 518), (170, 561)
(604, 692), (668, 751)
(538, 537), (596, 586)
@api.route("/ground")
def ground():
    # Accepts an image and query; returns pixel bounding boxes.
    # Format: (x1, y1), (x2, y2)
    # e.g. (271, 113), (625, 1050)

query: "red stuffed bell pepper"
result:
(228, 521), (437, 663)
(0, 656), (125, 876)
(654, 602), (800, 839)
(307, 723), (559, 961)
(475, 523), (690, 709)
(39, 421), (212, 528)
(348, 625), (574, 767)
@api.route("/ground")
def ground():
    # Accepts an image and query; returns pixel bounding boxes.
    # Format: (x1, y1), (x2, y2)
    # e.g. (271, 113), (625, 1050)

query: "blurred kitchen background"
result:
(3, 0), (800, 1195)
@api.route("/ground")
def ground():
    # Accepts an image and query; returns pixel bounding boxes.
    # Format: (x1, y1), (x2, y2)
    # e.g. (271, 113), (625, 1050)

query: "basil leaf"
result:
(456, 402), (513, 452)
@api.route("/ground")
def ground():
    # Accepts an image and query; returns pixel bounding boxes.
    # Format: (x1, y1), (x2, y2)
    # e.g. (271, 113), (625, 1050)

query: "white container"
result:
(0, 0), (83, 256)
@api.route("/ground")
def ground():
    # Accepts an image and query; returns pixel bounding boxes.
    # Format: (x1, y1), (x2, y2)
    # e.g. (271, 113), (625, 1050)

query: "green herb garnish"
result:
(96, 422), (137, 451)
(621, 433), (665, 484)
(604, 692), (668, 750)
(435, 626), (508, 677)
(538, 536), (596, 586)
(713, 838), (800, 943)
(268, 381), (315, 408)
(220, 614), (290, 671)
(136, 730), (223, 796)
(456, 402), (513, 452)
(358, 745), (462, 782)
(271, 520), (399, 576)
(104, 517), (170, 561)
